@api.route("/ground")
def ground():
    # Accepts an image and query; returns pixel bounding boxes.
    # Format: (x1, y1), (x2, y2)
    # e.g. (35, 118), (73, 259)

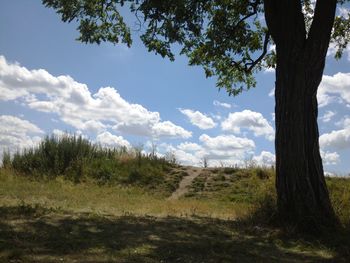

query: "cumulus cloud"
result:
(336, 116), (350, 128)
(264, 67), (275, 74)
(96, 131), (131, 148)
(320, 110), (336, 123)
(198, 134), (255, 164)
(177, 142), (203, 152)
(320, 150), (340, 165)
(319, 128), (350, 151)
(167, 146), (202, 166)
(221, 110), (274, 141)
(152, 121), (192, 139)
(338, 7), (350, 18)
(213, 100), (231, 109)
(252, 151), (275, 167)
(157, 134), (256, 167)
(179, 108), (217, 129)
(199, 134), (255, 151)
(52, 129), (67, 137)
(318, 72), (350, 107)
(0, 56), (191, 139)
(0, 115), (43, 160)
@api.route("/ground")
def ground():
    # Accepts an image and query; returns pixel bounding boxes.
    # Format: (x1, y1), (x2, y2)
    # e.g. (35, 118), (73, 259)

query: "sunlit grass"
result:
(1, 161), (350, 262)
(0, 169), (247, 219)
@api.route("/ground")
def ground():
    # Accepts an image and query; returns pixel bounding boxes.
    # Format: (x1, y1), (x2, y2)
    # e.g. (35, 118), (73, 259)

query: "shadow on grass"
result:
(0, 204), (349, 262)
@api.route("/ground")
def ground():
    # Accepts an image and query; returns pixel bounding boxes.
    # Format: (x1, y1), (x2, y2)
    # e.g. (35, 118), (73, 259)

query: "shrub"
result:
(6, 134), (173, 189)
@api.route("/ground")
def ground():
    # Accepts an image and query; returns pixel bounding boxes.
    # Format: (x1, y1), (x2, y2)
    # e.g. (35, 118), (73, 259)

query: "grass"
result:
(3, 134), (183, 196)
(0, 205), (340, 263)
(0, 169), (244, 219)
(185, 167), (275, 205)
(1, 135), (350, 262)
(1, 169), (350, 262)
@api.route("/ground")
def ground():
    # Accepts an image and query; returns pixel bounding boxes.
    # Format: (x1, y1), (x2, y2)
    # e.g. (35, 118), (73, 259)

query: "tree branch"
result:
(263, 0), (306, 47)
(306, 0), (337, 61)
(246, 31), (270, 71)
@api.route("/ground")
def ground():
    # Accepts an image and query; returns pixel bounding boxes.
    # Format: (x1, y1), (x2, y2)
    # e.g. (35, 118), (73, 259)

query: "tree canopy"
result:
(43, 0), (349, 95)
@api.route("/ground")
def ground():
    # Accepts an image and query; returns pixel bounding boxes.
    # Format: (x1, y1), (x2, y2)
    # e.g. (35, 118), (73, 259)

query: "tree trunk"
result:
(264, 0), (338, 228)
(274, 47), (336, 228)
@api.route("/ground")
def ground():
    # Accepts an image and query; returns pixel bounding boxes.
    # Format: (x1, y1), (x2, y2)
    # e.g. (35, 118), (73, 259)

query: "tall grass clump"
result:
(327, 177), (350, 226)
(5, 134), (175, 189)
(11, 135), (97, 177)
(2, 150), (11, 169)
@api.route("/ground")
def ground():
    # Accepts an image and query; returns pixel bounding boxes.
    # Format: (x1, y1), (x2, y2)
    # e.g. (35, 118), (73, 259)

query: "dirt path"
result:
(168, 167), (202, 200)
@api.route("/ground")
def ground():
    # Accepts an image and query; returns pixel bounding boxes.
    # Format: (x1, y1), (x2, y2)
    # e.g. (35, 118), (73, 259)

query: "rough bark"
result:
(264, 0), (338, 228)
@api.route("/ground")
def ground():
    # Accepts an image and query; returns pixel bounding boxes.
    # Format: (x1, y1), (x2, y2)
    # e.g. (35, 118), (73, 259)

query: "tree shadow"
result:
(0, 205), (348, 262)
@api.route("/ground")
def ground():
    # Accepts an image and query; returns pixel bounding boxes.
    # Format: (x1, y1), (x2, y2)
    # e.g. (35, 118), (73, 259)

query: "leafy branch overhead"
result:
(42, 0), (349, 95)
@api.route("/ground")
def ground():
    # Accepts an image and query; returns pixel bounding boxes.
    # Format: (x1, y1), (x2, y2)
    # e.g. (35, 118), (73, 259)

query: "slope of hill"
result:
(1, 165), (350, 262)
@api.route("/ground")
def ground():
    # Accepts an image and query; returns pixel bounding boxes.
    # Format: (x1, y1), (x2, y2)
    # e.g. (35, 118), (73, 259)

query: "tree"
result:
(42, 0), (350, 228)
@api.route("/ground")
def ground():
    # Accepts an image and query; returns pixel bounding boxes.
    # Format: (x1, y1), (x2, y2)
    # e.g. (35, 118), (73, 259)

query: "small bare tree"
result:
(201, 156), (209, 168)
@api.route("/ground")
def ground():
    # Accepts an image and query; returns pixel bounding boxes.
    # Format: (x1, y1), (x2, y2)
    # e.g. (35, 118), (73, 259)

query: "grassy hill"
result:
(1, 135), (350, 262)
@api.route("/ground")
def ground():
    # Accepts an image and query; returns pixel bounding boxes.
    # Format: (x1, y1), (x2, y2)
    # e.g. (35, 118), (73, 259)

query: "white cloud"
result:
(320, 110), (336, 123)
(0, 56), (190, 139)
(199, 134), (255, 151)
(264, 67), (275, 74)
(221, 110), (274, 141)
(52, 129), (67, 137)
(157, 134), (256, 167)
(318, 72), (350, 107)
(0, 115), (43, 161)
(177, 142), (203, 152)
(268, 88), (275, 97)
(96, 131), (131, 148)
(82, 120), (107, 133)
(338, 7), (350, 18)
(252, 151), (275, 166)
(321, 150), (340, 165)
(152, 121), (192, 139)
(213, 100), (231, 109)
(336, 116), (350, 128)
(179, 108), (217, 129)
(0, 115), (43, 136)
(155, 143), (201, 166)
(170, 147), (201, 166)
(199, 134), (255, 162)
(319, 128), (350, 151)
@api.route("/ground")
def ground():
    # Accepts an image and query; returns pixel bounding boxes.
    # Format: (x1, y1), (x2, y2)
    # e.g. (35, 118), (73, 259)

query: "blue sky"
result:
(0, 1), (349, 174)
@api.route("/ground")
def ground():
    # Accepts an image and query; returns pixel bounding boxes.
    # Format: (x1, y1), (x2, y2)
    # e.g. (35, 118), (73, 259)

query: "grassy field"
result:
(1, 168), (350, 262)
(1, 135), (350, 262)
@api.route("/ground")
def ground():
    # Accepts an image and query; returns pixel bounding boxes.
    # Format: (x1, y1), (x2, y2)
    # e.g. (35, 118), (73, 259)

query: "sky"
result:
(0, 1), (349, 174)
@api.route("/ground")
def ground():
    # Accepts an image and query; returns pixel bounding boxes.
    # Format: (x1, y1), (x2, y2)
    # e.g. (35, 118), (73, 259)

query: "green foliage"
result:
(1, 150), (11, 169)
(11, 134), (99, 178)
(42, 0), (269, 95)
(6, 134), (174, 190)
(42, 0), (350, 94)
(42, 0), (132, 46)
(331, 13), (350, 60)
